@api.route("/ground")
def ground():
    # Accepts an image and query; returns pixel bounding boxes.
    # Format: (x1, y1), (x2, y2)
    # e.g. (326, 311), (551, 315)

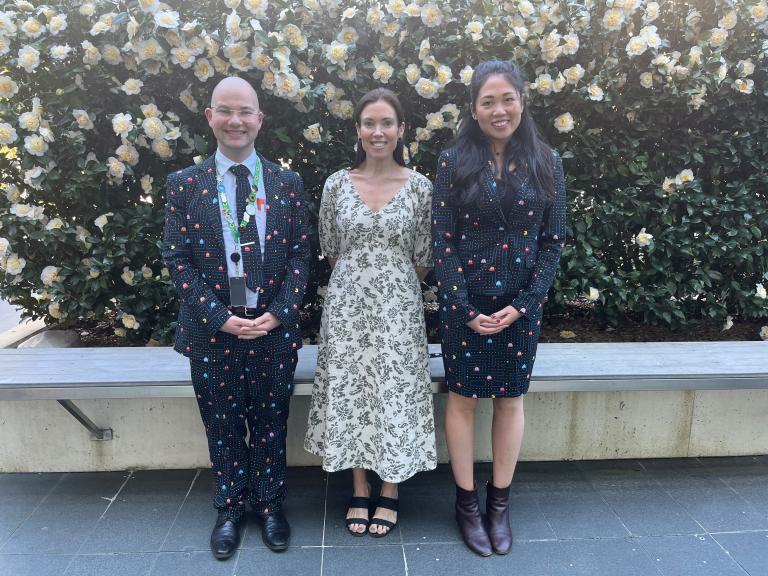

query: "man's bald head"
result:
(205, 76), (264, 162)
(210, 76), (260, 109)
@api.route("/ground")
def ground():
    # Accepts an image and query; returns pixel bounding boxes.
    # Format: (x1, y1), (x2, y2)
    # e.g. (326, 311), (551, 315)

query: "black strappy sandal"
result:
(345, 495), (371, 537)
(369, 496), (399, 538)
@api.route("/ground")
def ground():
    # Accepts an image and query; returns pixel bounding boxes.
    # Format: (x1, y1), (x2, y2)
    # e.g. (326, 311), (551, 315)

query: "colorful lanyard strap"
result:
(215, 157), (262, 246)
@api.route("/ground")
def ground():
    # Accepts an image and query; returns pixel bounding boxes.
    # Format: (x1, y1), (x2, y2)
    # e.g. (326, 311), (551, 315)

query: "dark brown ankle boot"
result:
(455, 484), (492, 557)
(486, 481), (512, 554)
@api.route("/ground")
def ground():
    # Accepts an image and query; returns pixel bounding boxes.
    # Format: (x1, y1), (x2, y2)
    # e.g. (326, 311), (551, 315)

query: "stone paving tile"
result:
(150, 550), (236, 576)
(637, 534), (749, 576)
(80, 469), (197, 554)
(1, 472), (127, 555)
(63, 552), (155, 576)
(236, 546), (322, 576)
(0, 473), (64, 549)
(323, 544), (406, 576)
(404, 541), (562, 576)
(712, 531), (768, 576)
(643, 459), (768, 533)
(0, 554), (73, 576)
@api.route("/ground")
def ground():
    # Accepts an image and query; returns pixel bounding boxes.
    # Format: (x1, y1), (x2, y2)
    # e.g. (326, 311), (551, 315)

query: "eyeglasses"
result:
(212, 107), (260, 119)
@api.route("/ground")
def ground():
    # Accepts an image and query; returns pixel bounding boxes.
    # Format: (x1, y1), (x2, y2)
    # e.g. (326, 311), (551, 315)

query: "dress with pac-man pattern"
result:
(431, 147), (566, 398)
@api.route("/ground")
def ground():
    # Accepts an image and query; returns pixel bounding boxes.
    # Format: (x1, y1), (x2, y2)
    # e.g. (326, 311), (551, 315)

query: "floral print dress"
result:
(304, 169), (437, 483)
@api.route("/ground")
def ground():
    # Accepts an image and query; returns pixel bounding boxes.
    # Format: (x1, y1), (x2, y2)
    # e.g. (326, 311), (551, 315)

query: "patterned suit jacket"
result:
(432, 146), (566, 325)
(162, 153), (310, 362)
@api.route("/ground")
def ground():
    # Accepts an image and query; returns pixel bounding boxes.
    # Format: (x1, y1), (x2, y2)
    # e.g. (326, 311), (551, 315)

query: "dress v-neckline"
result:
(345, 169), (413, 214)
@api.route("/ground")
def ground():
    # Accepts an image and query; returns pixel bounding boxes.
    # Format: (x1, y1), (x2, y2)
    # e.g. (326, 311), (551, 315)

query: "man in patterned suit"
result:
(162, 77), (310, 559)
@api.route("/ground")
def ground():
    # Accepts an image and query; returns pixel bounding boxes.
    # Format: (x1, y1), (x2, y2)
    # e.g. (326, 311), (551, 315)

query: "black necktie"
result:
(229, 164), (259, 290)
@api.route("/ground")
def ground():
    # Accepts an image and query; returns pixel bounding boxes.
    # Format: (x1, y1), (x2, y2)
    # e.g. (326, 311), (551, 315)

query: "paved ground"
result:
(0, 457), (766, 576)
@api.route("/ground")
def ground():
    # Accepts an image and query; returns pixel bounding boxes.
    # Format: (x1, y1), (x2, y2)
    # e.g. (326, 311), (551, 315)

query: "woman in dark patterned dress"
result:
(432, 60), (566, 556)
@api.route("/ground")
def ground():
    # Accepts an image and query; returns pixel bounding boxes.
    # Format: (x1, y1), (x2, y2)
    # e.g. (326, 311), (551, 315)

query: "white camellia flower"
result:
(553, 112), (574, 133)
(50, 44), (73, 60)
(756, 284), (768, 300)
(708, 27), (728, 48)
(405, 64), (420, 85)
(738, 60), (756, 77)
(193, 58), (214, 82)
(688, 46), (703, 66)
(142, 116), (166, 140)
(138, 0), (160, 12)
(562, 33), (579, 55)
(459, 65), (473, 85)
(586, 287), (600, 302)
(106, 157), (127, 179)
(414, 77), (440, 99)
(2, 253), (26, 275)
(141, 265), (153, 279)
(372, 57), (394, 84)
(81, 40), (101, 64)
(101, 44), (122, 66)
(644, 1), (660, 22)
(421, 3), (443, 27)
(662, 177), (675, 193)
(750, 1), (768, 22)
(587, 84), (604, 101)
(121, 313), (140, 329)
(243, 0), (268, 18)
(72, 109), (94, 130)
(0, 122), (18, 145)
(325, 41), (348, 66)
(603, 8), (624, 31)
(40, 265), (61, 287)
(722, 315), (733, 331)
(626, 35), (648, 57)
(94, 212), (114, 231)
(465, 20), (484, 42)
(302, 123), (322, 144)
(0, 75), (19, 99)
(21, 17), (44, 39)
(634, 227), (653, 247)
(564, 65), (585, 85)
(534, 73), (554, 95)
(151, 138), (173, 159)
(45, 218), (65, 230)
(3, 183), (20, 202)
(639, 25), (662, 48)
(121, 78), (144, 95)
(0, 237), (9, 257)
(435, 65), (452, 87)
(675, 169), (694, 187)
(154, 10), (180, 29)
(639, 72), (654, 88)
(48, 13), (68, 35)
(719, 10), (737, 30)
(48, 301), (62, 319)
(733, 79), (754, 94)
(426, 112), (445, 131)
(518, 0), (535, 18)
(17, 45), (41, 72)
(24, 134), (48, 156)
(140, 174), (153, 194)
(112, 113), (133, 137)
(760, 326), (768, 341)
(121, 267), (135, 286)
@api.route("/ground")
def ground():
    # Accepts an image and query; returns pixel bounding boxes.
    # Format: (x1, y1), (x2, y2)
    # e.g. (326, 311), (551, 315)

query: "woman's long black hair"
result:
(350, 87), (406, 169)
(452, 60), (554, 206)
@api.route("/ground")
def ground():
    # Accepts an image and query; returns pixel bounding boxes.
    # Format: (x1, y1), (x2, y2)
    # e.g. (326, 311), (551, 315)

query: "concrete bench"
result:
(0, 342), (766, 441)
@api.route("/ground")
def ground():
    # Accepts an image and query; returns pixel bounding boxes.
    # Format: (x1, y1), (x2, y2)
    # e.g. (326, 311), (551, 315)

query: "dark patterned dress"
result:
(305, 169), (437, 483)
(432, 148), (567, 398)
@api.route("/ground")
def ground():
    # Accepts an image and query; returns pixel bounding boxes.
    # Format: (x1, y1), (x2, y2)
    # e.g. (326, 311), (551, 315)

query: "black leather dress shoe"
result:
(210, 514), (242, 560)
(257, 509), (290, 551)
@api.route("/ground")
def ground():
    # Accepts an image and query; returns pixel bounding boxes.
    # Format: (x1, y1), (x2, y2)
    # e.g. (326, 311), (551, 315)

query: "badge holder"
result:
(229, 252), (247, 307)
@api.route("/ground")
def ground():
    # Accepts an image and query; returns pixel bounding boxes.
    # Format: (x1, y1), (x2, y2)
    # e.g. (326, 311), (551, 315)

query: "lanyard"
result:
(215, 157), (262, 247)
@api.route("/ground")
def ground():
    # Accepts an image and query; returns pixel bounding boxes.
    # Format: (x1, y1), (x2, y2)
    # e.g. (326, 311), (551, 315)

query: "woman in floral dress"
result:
(305, 88), (436, 537)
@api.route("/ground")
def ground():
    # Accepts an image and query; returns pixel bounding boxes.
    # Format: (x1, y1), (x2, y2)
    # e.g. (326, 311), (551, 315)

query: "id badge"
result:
(229, 276), (247, 307)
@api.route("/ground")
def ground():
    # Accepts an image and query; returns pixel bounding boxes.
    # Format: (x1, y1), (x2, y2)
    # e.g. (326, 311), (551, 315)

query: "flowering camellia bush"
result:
(0, 0), (766, 343)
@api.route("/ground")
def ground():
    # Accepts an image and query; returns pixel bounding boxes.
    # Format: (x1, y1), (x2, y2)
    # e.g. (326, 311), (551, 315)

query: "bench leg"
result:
(57, 400), (113, 441)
